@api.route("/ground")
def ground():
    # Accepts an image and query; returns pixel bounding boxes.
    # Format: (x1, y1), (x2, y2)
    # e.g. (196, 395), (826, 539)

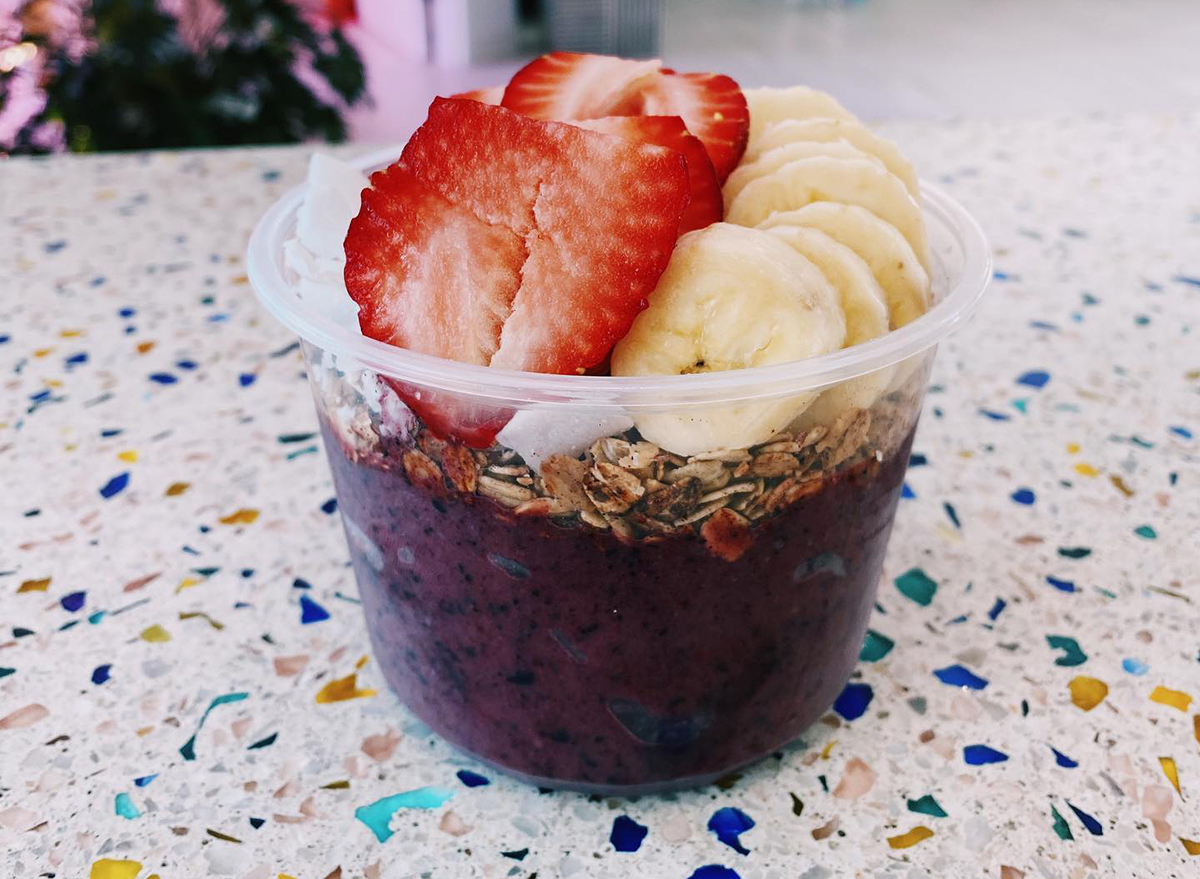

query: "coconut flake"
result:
(496, 410), (635, 473)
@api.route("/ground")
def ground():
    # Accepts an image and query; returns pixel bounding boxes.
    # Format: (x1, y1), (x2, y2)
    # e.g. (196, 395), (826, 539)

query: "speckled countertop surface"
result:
(2, 112), (1199, 879)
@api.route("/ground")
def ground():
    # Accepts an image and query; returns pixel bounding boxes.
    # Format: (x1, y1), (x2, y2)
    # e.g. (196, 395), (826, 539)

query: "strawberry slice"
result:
(501, 53), (748, 183)
(345, 164), (522, 445)
(392, 385), (513, 449)
(574, 115), (722, 234)
(640, 71), (749, 182)
(395, 99), (689, 374)
(502, 51), (661, 120)
(344, 98), (689, 445)
(449, 85), (503, 104)
(347, 164), (523, 366)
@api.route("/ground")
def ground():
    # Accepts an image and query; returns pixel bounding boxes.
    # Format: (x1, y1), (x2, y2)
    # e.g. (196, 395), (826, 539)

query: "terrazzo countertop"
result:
(2, 111), (1199, 879)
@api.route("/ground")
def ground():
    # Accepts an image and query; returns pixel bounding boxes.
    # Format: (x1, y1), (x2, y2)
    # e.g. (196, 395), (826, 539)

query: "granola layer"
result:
(310, 349), (928, 558)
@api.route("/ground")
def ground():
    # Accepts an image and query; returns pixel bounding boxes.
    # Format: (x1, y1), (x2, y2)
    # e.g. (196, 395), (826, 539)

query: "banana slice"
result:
(886, 349), (934, 397)
(611, 223), (845, 456)
(795, 361), (894, 430)
(759, 202), (931, 328)
(725, 156), (930, 270)
(762, 225), (888, 347)
(765, 224), (894, 426)
(746, 117), (919, 196)
(744, 85), (857, 148)
(723, 139), (879, 206)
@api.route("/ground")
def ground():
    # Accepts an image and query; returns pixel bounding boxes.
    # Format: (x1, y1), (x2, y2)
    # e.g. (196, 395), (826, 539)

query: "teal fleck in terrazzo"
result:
(859, 629), (894, 662)
(179, 692), (248, 761)
(114, 792), (141, 819)
(1046, 635), (1088, 667)
(907, 795), (948, 818)
(355, 787), (456, 843)
(1051, 805), (1075, 840)
(894, 567), (938, 605)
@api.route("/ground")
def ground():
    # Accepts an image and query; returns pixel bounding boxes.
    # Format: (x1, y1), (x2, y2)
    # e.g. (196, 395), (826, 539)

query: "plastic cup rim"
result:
(247, 145), (991, 410)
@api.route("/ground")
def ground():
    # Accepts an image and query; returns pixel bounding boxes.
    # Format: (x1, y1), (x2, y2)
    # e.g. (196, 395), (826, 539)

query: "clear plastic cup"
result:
(247, 148), (990, 794)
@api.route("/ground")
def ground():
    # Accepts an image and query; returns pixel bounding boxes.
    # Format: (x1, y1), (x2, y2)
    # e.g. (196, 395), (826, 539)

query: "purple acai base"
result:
(319, 414), (915, 794)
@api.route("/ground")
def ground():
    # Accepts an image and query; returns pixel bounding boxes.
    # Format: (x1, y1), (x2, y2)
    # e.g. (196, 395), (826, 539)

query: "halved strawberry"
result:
(640, 72), (749, 182)
(574, 115), (722, 234)
(502, 51), (661, 120)
(346, 163), (523, 366)
(392, 385), (513, 449)
(501, 53), (748, 184)
(344, 98), (689, 445)
(345, 164), (522, 445)
(449, 85), (503, 104)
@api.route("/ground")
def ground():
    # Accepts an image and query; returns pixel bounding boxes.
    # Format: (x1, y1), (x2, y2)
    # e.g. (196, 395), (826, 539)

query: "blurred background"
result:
(3, 0), (1198, 154)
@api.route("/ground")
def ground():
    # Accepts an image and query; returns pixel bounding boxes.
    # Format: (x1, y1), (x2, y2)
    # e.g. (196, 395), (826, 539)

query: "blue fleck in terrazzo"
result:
(455, 769), (490, 788)
(610, 814), (650, 852)
(963, 744), (1009, 765)
(933, 663), (989, 690)
(832, 682), (874, 720)
(1051, 747), (1079, 768)
(2, 115), (1199, 877)
(707, 807), (756, 855)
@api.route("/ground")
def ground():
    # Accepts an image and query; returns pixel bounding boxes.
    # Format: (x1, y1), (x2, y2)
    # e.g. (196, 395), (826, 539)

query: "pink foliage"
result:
(1, 0), (88, 150)
(157, 0), (226, 53)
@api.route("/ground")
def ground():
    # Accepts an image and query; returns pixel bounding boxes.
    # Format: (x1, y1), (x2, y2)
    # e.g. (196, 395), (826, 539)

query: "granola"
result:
(312, 352), (929, 549)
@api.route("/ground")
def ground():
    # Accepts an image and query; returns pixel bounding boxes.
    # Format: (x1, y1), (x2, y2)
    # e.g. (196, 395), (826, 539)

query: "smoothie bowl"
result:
(248, 54), (990, 794)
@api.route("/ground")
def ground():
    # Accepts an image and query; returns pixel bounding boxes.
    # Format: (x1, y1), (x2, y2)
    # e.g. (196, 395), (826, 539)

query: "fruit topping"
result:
(573, 114), (722, 234)
(449, 85), (503, 104)
(502, 52), (749, 183)
(611, 223), (845, 455)
(501, 51), (662, 120)
(639, 71), (749, 182)
(343, 97), (690, 444)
